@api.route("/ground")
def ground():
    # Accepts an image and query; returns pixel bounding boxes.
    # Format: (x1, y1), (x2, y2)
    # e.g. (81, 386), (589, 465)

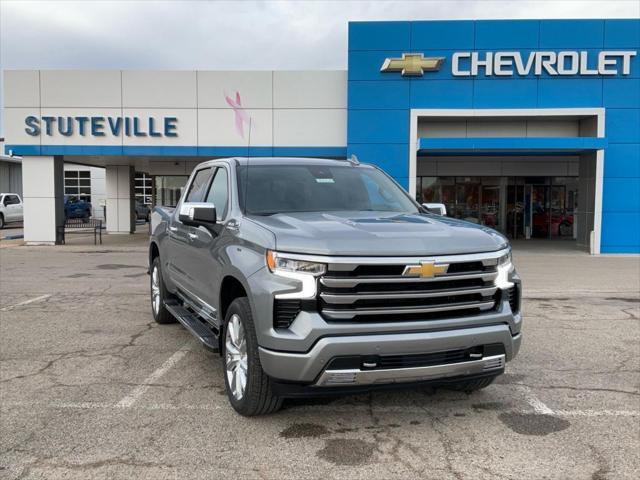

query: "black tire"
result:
(223, 297), (282, 416)
(558, 221), (572, 237)
(150, 256), (177, 324)
(449, 376), (497, 393)
(0, 214), (4, 229)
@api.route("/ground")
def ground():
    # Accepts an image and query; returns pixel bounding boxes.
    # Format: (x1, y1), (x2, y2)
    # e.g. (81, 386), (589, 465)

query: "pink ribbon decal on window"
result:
(224, 91), (251, 139)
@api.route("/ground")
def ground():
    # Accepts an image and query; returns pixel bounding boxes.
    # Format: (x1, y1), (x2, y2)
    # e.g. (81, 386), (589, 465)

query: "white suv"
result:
(0, 193), (23, 229)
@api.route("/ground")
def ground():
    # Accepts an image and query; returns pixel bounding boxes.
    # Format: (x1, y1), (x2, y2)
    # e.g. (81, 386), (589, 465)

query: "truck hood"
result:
(249, 211), (508, 256)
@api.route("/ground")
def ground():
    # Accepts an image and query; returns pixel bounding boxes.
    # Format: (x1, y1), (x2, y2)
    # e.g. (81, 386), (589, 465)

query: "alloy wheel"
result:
(151, 266), (161, 315)
(225, 314), (248, 400)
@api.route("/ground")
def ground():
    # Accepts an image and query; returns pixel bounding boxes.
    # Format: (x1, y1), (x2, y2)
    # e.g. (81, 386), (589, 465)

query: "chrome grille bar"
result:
(322, 300), (496, 320)
(320, 286), (498, 304)
(320, 271), (497, 288)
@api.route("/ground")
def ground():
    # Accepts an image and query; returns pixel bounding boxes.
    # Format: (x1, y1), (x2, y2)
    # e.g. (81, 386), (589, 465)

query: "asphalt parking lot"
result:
(1, 240), (639, 479)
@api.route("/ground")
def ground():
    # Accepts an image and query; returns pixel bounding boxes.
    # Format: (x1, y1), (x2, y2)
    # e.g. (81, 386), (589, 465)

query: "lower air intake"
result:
(273, 299), (301, 329)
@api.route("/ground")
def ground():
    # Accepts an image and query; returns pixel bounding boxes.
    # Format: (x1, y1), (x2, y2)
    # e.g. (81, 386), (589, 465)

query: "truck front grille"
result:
(318, 253), (502, 323)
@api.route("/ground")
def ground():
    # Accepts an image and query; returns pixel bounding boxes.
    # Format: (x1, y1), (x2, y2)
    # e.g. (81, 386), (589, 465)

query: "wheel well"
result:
(149, 242), (160, 268)
(219, 276), (247, 322)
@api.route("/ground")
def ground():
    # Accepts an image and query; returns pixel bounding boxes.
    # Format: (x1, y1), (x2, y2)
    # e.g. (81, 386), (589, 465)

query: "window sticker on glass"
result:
(310, 167), (335, 184)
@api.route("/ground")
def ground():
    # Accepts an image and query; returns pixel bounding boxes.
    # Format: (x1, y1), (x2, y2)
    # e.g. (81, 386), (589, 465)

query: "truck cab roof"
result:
(201, 157), (372, 168)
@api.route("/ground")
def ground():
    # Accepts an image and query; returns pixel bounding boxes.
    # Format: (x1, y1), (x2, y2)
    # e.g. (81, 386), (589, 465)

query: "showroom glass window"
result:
(64, 170), (91, 204)
(135, 172), (152, 205)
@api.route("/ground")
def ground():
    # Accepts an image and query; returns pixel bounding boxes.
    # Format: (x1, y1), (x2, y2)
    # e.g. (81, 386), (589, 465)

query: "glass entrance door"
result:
(481, 185), (500, 230)
(454, 182), (480, 223)
(506, 184), (525, 239)
(550, 185), (574, 238)
(530, 184), (551, 238)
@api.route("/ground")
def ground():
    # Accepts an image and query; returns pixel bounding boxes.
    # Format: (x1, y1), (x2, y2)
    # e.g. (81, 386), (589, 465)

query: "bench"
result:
(57, 218), (103, 245)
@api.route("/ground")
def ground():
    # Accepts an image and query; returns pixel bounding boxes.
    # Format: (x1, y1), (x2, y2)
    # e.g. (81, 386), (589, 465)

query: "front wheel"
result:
(150, 256), (176, 324)
(0, 214), (4, 229)
(223, 297), (282, 416)
(559, 221), (572, 237)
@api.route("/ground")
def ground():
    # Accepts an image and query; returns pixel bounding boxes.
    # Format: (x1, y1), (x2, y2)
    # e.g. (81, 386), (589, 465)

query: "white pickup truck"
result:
(0, 193), (24, 229)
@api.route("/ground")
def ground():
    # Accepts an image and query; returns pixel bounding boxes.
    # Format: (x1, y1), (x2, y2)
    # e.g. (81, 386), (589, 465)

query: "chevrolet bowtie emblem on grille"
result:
(380, 53), (445, 76)
(402, 261), (449, 278)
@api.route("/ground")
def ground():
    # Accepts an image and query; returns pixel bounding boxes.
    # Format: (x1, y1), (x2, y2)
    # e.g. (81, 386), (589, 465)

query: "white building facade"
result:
(4, 70), (347, 243)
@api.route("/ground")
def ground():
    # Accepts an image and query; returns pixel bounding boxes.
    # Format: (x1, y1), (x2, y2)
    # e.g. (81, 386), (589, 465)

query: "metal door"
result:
(167, 167), (213, 296)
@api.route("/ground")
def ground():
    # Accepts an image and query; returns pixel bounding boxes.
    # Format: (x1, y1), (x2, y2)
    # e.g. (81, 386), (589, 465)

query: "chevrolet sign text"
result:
(452, 51), (636, 76)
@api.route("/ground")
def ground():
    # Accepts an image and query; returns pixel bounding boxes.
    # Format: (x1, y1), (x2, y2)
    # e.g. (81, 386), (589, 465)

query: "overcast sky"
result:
(1, 0), (639, 134)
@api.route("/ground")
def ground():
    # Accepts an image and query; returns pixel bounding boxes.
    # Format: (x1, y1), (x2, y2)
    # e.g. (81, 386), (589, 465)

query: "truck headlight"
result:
(497, 250), (511, 267)
(495, 248), (514, 289)
(266, 250), (326, 299)
(266, 250), (326, 276)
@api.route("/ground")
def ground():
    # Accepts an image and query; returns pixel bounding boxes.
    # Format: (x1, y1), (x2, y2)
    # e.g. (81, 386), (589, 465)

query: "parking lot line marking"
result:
(554, 410), (640, 417)
(518, 386), (555, 415)
(116, 345), (190, 408)
(0, 294), (51, 312)
(2, 401), (639, 417)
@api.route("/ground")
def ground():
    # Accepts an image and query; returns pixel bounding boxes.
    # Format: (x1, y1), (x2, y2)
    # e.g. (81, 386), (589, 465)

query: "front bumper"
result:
(259, 323), (521, 384)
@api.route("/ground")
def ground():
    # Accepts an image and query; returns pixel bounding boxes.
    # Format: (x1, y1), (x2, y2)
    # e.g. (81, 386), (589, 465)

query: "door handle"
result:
(188, 232), (198, 240)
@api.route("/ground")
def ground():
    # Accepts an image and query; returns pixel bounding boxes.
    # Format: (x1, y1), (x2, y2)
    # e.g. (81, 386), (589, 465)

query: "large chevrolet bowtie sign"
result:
(381, 51), (637, 77)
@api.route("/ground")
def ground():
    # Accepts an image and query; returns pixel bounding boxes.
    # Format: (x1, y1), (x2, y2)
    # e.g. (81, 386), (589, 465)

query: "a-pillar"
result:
(106, 165), (135, 234)
(22, 156), (64, 245)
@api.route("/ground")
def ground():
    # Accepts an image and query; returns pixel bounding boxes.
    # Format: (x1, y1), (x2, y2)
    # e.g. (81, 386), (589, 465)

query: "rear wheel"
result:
(223, 297), (282, 416)
(150, 256), (176, 324)
(449, 376), (497, 393)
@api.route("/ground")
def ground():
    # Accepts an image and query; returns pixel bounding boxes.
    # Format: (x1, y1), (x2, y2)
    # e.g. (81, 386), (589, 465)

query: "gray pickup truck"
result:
(149, 157), (522, 416)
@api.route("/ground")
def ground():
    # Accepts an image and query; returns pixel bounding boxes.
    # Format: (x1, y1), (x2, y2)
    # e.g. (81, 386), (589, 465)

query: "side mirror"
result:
(178, 202), (217, 229)
(422, 203), (447, 216)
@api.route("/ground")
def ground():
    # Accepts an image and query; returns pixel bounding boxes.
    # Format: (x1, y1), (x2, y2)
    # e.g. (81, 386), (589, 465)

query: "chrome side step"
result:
(165, 300), (219, 352)
(314, 354), (505, 387)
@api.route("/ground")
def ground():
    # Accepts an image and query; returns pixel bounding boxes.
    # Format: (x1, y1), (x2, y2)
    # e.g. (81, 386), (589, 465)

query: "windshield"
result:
(237, 164), (419, 215)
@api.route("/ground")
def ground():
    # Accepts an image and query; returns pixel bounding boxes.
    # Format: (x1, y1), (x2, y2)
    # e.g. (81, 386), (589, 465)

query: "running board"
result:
(165, 300), (219, 352)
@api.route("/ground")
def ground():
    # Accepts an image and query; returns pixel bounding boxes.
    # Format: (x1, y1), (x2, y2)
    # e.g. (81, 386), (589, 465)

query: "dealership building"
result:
(3, 19), (639, 253)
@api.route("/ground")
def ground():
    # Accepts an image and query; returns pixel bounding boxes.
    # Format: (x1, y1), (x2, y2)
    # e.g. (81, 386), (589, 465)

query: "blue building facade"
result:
(346, 19), (640, 253)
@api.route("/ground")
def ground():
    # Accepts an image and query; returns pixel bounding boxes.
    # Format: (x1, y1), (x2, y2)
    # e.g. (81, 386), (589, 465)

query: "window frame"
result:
(183, 167), (214, 204)
(203, 166), (231, 222)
